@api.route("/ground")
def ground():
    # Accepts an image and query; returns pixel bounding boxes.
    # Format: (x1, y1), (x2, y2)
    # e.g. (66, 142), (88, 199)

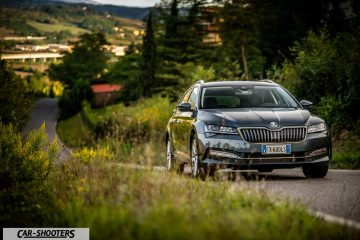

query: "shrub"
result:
(24, 71), (64, 98)
(0, 123), (60, 226)
(268, 30), (360, 132)
(315, 96), (345, 131)
(82, 96), (174, 142)
(58, 79), (93, 119)
(0, 60), (33, 130)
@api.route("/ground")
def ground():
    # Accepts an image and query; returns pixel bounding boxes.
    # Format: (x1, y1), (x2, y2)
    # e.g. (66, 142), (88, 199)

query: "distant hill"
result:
(0, 0), (150, 20)
(55, 0), (99, 4)
(90, 5), (150, 20)
(0, 0), (147, 45)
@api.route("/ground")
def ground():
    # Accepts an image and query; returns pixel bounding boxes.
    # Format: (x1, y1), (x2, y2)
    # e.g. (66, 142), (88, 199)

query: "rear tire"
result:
(166, 139), (175, 171)
(167, 140), (184, 174)
(302, 165), (329, 178)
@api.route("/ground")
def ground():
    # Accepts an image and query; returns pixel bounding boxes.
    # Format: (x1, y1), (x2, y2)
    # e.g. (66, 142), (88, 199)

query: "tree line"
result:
(48, 0), (360, 131)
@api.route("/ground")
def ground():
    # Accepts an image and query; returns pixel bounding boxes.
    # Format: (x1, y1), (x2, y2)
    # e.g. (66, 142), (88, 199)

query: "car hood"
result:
(198, 108), (323, 128)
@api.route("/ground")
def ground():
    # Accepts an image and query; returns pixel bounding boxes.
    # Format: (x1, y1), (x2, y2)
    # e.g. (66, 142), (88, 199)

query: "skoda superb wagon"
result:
(165, 80), (331, 179)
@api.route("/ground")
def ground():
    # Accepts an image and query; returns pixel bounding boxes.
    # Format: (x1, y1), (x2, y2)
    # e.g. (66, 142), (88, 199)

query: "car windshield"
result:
(200, 85), (300, 109)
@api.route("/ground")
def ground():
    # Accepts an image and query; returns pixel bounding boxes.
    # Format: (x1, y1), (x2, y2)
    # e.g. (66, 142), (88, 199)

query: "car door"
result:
(171, 88), (192, 157)
(181, 86), (199, 157)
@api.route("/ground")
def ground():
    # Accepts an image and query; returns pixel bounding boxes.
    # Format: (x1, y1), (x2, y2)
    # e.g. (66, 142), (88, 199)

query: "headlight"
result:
(204, 125), (238, 137)
(307, 123), (327, 133)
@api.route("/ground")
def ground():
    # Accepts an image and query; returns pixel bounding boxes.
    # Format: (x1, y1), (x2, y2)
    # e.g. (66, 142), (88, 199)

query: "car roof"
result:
(199, 80), (278, 87)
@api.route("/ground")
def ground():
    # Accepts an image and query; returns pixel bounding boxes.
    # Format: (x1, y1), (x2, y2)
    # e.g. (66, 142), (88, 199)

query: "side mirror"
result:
(300, 100), (313, 108)
(177, 102), (192, 112)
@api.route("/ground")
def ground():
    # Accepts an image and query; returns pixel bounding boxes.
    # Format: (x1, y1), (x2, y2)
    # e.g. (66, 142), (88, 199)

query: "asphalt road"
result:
(22, 98), (69, 162)
(224, 168), (360, 223)
(24, 98), (360, 226)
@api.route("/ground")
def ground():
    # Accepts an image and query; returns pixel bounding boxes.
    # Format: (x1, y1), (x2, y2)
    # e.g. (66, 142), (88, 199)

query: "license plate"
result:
(261, 144), (291, 155)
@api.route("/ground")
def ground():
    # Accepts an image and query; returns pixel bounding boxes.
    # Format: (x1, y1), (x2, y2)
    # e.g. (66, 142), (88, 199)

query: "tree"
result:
(106, 53), (142, 102)
(165, 0), (179, 43)
(268, 30), (360, 130)
(48, 32), (110, 88)
(160, 0), (208, 63)
(139, 12), (157, 97)
(0, 60), (32, 130)
(215, 0), (341, 78)
(49, 32), (109, 118)
(154, 0), (211, 97)
(58, 79), (93, 119)
(219, 0), (257, 80)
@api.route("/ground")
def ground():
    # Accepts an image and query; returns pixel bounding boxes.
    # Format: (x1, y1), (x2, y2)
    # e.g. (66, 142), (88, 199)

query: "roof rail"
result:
(196, 80), (205, 84)
(258, 79), (275, 84)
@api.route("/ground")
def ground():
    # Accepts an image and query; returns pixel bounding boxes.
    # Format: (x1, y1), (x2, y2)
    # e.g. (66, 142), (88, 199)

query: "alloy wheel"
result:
(191, 138), (199, 177)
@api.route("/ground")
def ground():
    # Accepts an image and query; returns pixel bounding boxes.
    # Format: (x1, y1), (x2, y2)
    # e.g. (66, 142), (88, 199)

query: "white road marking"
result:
(309, 210), (360, 230)
(328, 169), (360, 173)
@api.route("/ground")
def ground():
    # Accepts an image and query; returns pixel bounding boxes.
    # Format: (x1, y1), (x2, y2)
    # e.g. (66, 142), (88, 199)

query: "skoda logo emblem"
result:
(270, 122), (278, 129)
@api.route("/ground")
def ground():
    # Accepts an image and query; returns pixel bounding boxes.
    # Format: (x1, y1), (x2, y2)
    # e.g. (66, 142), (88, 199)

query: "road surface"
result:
(22, 98), (69, 162)
(24, 98), (360, 227)
(223, 168), (360, 224)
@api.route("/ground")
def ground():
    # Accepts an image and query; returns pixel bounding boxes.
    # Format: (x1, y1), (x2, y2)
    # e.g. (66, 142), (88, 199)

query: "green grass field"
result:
(27, 21), (89, 34)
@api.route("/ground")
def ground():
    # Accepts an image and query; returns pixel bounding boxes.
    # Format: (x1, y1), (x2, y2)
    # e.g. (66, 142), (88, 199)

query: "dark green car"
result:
(165, 80), (331, 179)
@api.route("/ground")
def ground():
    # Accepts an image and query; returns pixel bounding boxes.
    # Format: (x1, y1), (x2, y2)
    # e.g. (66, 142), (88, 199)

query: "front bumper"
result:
(197, 131), (331, 170)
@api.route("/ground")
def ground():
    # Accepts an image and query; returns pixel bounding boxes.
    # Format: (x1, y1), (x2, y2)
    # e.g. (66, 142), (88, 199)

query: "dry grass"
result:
(50, 147), (360, 240)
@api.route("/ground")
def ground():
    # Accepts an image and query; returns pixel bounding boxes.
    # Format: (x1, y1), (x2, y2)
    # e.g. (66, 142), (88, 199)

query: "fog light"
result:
(308, 148), (327, 157)
(209, 150), (240, 159)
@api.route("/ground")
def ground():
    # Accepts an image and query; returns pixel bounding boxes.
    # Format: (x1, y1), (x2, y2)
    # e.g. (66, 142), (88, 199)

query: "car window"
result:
(188, 87), (199, 108)
(201, 86), (299, 109)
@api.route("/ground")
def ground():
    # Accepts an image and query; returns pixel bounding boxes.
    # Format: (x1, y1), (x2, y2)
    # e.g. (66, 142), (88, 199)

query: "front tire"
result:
(191, 137), (211, 180)
(302, 165), (329, 178)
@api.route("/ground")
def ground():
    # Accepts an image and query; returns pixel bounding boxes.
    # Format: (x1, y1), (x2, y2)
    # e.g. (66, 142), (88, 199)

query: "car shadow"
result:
(182, 166), (307, 181)
(238, 172), (306, 181)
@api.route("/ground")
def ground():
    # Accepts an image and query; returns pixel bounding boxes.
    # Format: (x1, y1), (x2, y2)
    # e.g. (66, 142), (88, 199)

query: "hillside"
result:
(0, 0), (147, 45)
(0, 0), (149, 20)
(55, 0), (98, 4)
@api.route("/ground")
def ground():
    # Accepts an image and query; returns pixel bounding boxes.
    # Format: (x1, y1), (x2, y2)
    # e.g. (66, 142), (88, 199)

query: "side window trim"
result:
(188, 86), (199, 109)
(181, 88), (193, 104)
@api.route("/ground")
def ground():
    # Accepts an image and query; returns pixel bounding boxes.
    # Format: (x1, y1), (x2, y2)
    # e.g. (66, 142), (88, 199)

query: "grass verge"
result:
(331, 152), (360, 169)
(57, 98), (173, 165)
(57, 113), (94, 148)
(52, 150), (360, 239)
(331, 131), (360, 169)
(2, 124), (359, 237)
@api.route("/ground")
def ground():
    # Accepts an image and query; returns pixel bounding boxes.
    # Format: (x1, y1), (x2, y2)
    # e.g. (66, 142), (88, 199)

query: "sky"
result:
(94, 0), (161, 7)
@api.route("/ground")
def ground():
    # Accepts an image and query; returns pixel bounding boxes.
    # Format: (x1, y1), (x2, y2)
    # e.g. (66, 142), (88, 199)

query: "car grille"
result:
(239, 127), (306, 143)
